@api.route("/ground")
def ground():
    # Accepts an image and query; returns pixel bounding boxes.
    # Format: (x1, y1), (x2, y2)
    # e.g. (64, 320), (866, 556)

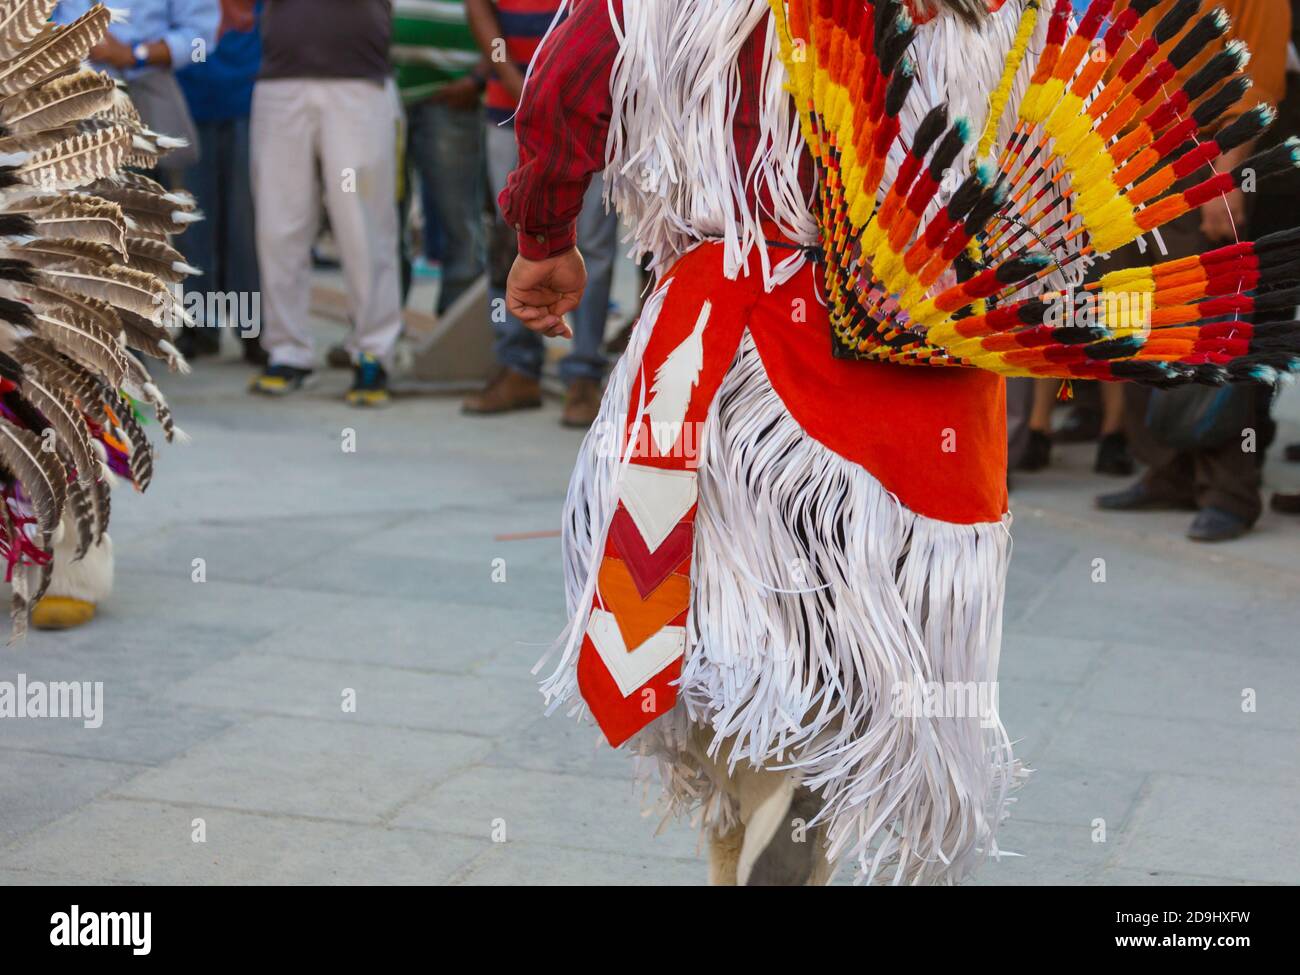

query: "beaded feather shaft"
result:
(769, 0), (1300, 384)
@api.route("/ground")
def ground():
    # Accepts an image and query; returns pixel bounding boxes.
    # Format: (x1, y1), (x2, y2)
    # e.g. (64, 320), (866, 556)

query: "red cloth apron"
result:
(578, 241), (1007, 746)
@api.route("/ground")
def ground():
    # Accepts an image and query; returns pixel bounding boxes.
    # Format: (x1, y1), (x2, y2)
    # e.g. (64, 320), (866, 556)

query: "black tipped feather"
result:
(1154, 0), (1203, 45)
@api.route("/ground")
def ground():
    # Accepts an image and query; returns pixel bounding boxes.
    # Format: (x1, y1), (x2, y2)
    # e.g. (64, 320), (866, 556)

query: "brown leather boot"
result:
(462, 369), (542, 415)
(561, 377), (602, 428)
(1271, 491), (1300, 515)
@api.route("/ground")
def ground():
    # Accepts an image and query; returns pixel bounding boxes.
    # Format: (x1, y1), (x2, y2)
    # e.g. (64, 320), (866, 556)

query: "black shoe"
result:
(175, 329), (220, 359)
(250, 364), (314, 396)
(1094, 432), (1135, 477)
(345, 354), (390, 407)
(242, 339), (269, 367)
(1285, 443), (1300, 464)
(1018, 430), (1052, 472)
(1271, 492), (1300, 515)
(1096, 481), (1195, 512)
(1055, 405), (1101, 443)
(1187, 506), (1249, 543)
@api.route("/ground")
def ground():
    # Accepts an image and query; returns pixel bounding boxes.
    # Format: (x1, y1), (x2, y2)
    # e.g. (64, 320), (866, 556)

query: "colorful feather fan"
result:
(0, 0), (195, 636)
(770, 0), (1300, 386)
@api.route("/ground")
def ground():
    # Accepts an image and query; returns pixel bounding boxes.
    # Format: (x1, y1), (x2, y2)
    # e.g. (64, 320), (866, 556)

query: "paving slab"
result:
(111, 715), (490, 823)
(1, 320), (1296, 886)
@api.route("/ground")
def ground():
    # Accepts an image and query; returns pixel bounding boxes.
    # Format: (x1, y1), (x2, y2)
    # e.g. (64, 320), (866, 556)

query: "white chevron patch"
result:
(618, 463), (697, 551)
(586, 609), (685, 698)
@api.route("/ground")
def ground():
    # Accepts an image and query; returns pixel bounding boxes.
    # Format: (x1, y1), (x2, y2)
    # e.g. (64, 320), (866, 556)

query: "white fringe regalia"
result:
(541, 0), (1050, 885)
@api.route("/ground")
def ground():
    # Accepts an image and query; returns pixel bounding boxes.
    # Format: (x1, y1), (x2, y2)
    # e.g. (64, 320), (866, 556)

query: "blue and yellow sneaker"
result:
(346, 354), (390, 408)
(250, 364), (314, 396)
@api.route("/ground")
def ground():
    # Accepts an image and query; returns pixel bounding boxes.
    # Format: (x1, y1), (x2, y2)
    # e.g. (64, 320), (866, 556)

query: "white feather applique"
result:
(645, 299), (709, 456)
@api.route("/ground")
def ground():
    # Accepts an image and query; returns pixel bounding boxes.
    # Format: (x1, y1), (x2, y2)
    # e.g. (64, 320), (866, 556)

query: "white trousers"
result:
(251, 78), (403, 369)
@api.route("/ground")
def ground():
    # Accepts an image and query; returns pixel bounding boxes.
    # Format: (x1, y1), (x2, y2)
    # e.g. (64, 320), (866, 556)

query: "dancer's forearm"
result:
(499, 0), (623, 260)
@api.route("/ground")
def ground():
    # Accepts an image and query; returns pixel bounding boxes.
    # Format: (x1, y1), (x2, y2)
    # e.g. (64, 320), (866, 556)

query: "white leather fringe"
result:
(542, 273), (1023, 885)
(601, 0), (818, 288)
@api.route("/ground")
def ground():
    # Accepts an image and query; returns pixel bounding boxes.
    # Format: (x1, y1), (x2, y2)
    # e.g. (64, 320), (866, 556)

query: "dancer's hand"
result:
(505, 249), (586, 338)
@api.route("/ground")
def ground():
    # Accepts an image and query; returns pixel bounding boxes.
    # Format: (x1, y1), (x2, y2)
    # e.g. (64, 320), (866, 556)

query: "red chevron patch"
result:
(606, 505), (693, 599)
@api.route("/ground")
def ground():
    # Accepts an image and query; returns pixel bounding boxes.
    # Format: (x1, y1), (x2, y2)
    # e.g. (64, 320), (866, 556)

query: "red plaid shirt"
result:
(500, 0), (810, 260)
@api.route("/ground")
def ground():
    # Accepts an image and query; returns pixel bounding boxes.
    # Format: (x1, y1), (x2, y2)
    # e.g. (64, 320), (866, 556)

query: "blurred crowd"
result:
(64, 0), (618, 421)
(68, 0), (1300, 543)
(1010, 0), (1300, 543)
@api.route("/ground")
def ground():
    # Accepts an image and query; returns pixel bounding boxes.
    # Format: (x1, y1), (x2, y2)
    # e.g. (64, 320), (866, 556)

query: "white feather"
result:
(645, 299), (708, 455)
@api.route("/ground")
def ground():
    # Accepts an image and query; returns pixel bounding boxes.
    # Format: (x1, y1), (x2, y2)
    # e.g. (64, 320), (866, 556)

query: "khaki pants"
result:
(251, 78), (403, 370)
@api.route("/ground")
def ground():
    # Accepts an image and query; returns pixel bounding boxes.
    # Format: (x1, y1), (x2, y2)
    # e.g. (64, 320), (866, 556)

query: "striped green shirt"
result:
(392, 0), (480, 103)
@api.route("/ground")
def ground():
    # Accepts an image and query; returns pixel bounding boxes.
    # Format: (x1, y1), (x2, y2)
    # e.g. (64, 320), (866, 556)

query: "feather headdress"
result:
(771, 0), (1300, 386)
(0, 0), (195, 637)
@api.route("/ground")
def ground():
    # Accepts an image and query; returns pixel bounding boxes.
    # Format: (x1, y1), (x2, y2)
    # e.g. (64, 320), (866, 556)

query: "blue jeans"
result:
(407, 100), (486, 314)
(182, 116), (260, 337)
(485, 121), (617, 383)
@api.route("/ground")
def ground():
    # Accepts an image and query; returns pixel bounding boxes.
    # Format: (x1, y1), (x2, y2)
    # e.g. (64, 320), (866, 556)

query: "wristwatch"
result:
(133, 42), (150, 69)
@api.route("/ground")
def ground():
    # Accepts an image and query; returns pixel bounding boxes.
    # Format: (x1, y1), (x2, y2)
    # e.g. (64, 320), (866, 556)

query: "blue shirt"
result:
(177, 17), (261, 122)
(54, 0), (220, 80)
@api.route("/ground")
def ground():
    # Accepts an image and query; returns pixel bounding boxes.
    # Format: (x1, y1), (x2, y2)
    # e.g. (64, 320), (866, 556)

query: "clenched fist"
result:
(505, 248), (587, 338)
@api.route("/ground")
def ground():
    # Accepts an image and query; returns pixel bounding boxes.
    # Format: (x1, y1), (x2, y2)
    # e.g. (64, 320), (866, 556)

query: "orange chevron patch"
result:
(597, 556), (689, 652)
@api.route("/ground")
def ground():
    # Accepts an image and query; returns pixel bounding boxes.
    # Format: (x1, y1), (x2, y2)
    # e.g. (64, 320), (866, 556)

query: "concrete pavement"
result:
(1, 318), (1298, 886)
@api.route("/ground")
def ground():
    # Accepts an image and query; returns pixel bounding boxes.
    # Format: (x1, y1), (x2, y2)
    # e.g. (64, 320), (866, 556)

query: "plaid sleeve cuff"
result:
(516, 222), (578, 261)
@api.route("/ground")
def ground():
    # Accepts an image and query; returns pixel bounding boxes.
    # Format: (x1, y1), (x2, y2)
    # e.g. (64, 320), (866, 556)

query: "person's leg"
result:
(250, 79), (322, 372)
(1018, 378), (1056, 470)
(1097, 384), (1198, 510)
(558, 174), (618, 426)
(398, 100), (421, 305)
(687, 726), (830, 886)
(561, 174), (617, 384)
(177, 119), (221, 354)
(225, 114), (265, 359)
(1186, 392), (1262, 539)
(1005, 377), (1034, 472)
(317, 80), (404, 372)
(1128, 384), (1197, 503)
(462, 121), (543, 414)
(420, 101), (486, 314)
(1094, 381), (1134, 476)
(485, 122), (542, 378)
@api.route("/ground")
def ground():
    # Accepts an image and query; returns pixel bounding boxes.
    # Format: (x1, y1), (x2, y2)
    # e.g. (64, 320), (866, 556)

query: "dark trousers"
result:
(1121, 211), (1262, 525)
(182, 116), (261, 341)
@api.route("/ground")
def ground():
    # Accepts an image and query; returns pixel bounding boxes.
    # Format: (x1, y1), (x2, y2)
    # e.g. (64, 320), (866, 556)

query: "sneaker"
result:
(561, 377), (602, 428)
(345, 354), (390, 407)
(1093, 432), (1135, 477)
(462, 368), (542, 415)
(31, 596), (96, 630)
(250, 364), (314, 396)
